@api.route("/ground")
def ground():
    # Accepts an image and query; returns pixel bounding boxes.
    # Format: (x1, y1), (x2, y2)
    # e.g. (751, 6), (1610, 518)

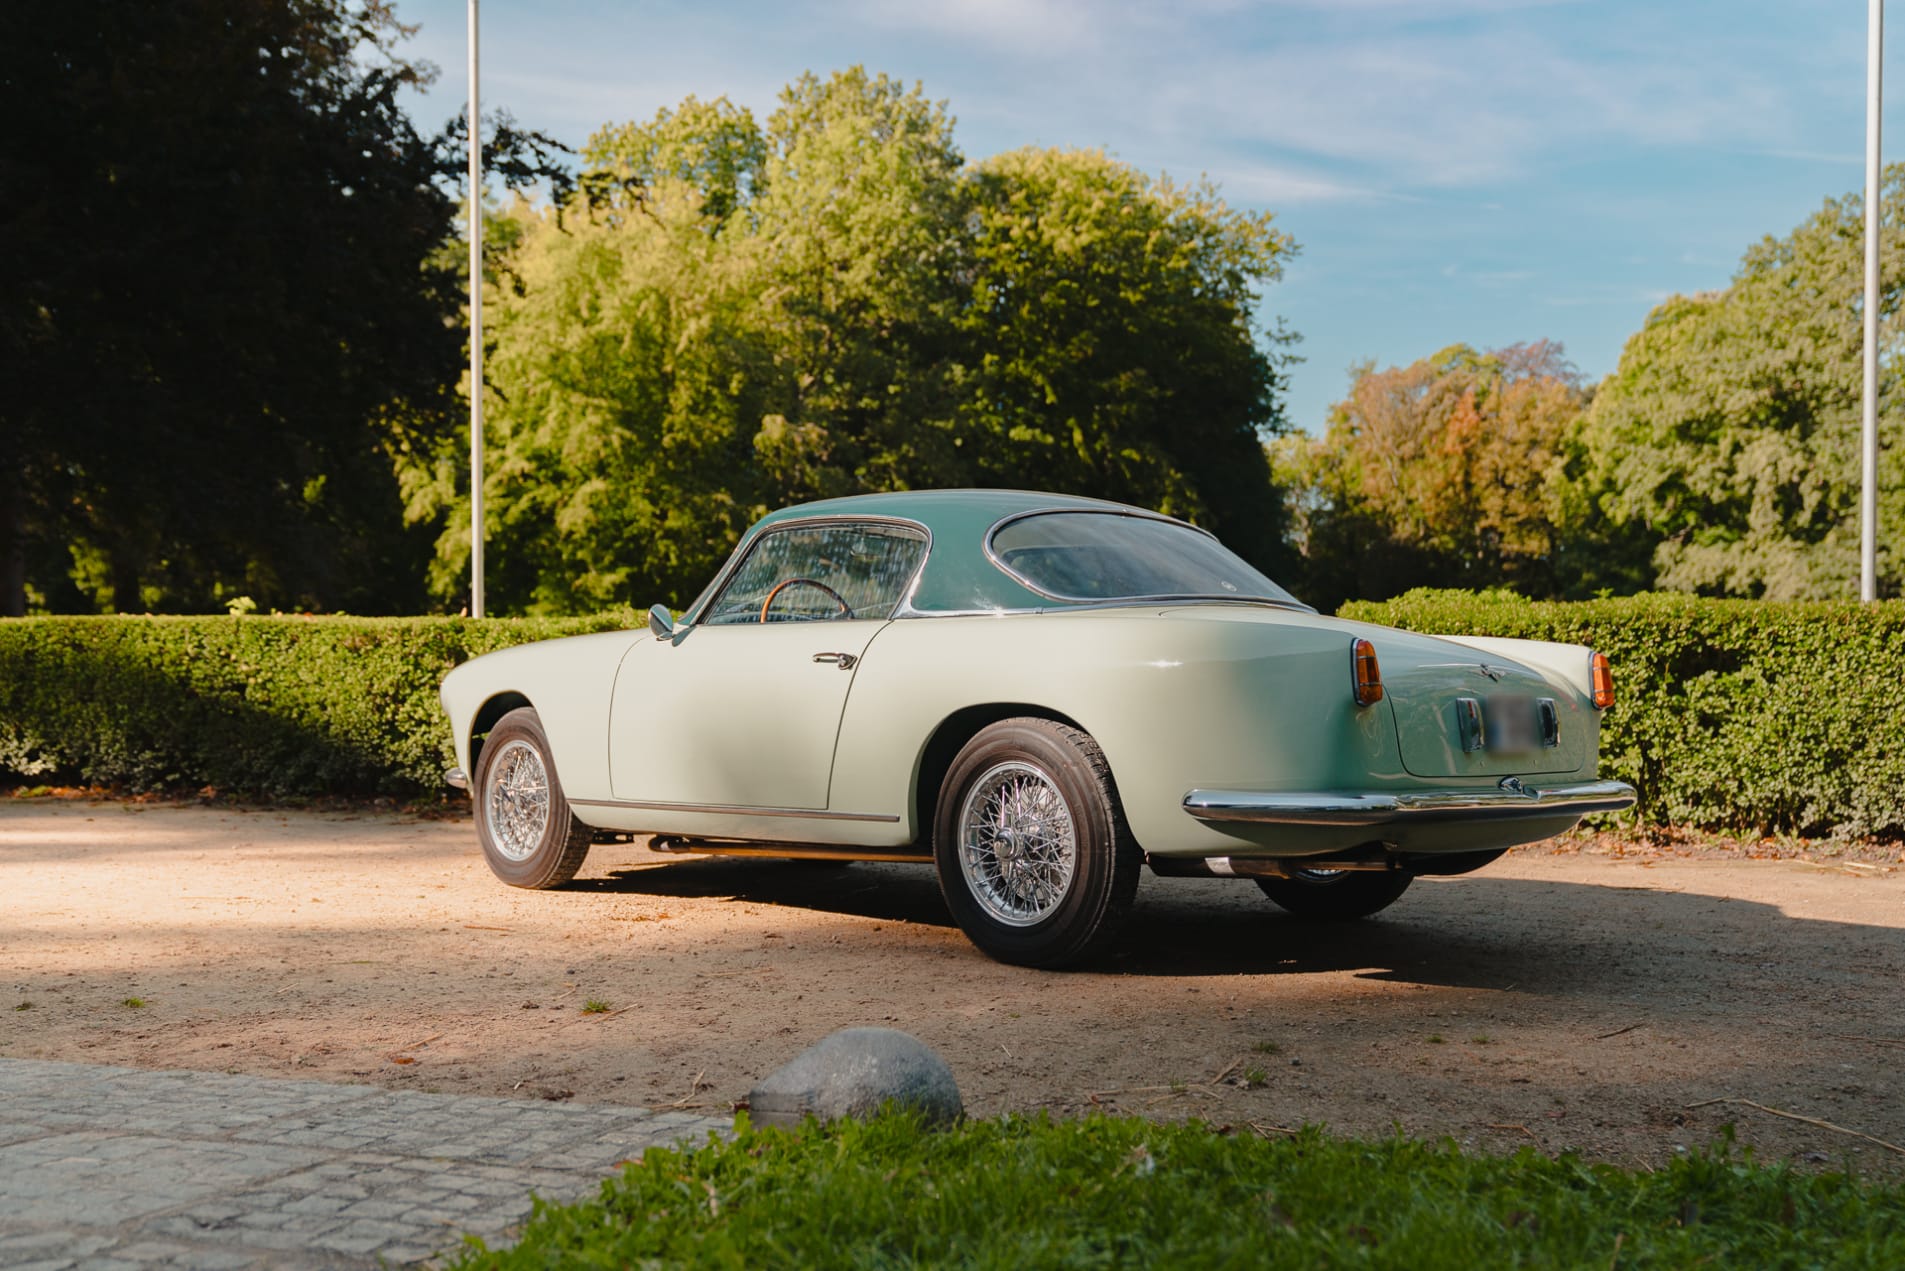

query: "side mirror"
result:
(647, 604), (676, 640)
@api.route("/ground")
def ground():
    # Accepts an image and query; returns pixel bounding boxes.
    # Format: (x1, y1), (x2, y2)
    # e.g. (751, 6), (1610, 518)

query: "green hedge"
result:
(5, 596), (1902, 835)
(1344, 589), (1905, 838)
(0, 613), (635, 798)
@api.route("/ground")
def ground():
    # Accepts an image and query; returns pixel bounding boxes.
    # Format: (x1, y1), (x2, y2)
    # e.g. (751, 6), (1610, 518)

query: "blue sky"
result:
(397, 0), (1885, 434)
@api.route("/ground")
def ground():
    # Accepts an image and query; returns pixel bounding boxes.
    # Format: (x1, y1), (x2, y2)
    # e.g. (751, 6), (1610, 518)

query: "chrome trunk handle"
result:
(811, 652), (858, 670)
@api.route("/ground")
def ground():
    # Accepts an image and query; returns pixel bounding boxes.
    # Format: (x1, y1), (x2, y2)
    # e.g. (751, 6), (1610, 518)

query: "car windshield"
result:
(989, 512), (1304, 607)
(700, 522), (928, 625)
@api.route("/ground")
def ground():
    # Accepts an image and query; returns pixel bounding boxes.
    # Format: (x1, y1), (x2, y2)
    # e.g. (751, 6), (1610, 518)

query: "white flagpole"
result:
(1863, 0), (1884, 602)
(468, 0), (486, 618)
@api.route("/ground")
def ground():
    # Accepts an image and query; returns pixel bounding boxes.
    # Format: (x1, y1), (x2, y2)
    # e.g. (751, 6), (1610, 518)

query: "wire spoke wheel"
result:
(956, 760), (1077, 927)
(934, 717), (1140, 967)
(484, 738), (551, 862)
(472, 707), (593, 889)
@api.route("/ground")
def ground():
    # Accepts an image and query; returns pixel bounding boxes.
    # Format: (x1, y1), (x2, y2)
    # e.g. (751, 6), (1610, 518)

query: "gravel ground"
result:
(3, 797), (1902, 1173)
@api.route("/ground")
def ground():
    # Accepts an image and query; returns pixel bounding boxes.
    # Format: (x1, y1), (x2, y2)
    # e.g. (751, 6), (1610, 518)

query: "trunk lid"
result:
(1145, 603), (1593, 780)
(1369, 632), (1588, 778)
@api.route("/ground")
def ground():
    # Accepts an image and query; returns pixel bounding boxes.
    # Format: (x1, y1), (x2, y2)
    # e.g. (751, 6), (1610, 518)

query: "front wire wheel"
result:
(473, 707), (593, 889)
(485, 738), (552, 862)
(934, 719), (1140, 968)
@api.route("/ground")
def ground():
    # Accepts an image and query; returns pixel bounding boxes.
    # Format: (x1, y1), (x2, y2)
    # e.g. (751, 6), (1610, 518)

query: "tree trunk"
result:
(0, 465), (24, 617)
(111, 546), (142, 613)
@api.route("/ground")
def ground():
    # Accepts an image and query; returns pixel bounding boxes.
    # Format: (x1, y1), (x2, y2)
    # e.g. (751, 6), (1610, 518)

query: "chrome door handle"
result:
(812, 652), (858, 670)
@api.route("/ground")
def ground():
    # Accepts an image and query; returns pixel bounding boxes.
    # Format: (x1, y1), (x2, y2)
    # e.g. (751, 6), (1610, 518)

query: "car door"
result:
(608, 519), (927, 811)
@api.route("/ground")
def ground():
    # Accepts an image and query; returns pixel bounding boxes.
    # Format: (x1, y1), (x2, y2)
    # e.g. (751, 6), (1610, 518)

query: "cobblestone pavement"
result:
(0, 1059), (728, 1269)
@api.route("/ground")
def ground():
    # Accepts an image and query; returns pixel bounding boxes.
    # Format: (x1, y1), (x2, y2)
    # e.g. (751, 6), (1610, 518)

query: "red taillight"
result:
(1351, 638), (1383, 706)
(1589, 650), (1615, 710)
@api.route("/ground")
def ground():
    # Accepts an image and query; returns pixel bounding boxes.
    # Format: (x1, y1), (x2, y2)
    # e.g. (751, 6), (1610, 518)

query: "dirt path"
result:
(4, 799), (1902, 1172)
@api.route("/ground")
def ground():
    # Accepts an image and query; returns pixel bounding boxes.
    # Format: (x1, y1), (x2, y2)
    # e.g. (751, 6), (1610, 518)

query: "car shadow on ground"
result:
(575, 857), (952, 925)
(572, 855), (1905, 997)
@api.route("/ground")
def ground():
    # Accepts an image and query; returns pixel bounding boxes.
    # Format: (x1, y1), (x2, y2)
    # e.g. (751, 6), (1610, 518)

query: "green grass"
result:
(581, 999), (610, 1014)
(451, 1114), (1904, 1269)
(121, 997), (145, 1009)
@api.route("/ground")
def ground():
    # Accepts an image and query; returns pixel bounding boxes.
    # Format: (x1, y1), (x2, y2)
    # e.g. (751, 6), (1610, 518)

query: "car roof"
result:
(753, 488), (1135, 530)
(741, 488), (1175, 614)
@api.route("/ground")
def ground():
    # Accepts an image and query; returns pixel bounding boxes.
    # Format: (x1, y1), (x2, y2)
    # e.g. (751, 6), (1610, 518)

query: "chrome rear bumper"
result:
(1182, 778), (1636, 828)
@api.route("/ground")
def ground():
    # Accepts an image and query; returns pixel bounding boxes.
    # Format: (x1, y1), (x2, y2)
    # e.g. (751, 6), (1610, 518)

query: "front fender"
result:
(439, 629), (641, 803)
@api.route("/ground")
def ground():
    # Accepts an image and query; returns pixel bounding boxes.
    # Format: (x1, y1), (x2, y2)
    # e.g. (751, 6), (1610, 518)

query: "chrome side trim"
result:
(444, 767), (469, 791)
(891, 596), (1318, 620)
(1182, 779), (1637, 828)
(651, 836), (929, 862)
(568, 797), (900, 823)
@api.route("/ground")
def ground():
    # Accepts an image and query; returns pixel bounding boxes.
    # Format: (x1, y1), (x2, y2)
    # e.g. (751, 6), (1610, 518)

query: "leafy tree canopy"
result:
(406, 68), (1300, 615)
(1575, 166), (1905, 600)
(1281, 341), (1594, 611)
(958, 147), (1296, 568)
(2, 0), (562, 616)
(3, 0), (453, 614)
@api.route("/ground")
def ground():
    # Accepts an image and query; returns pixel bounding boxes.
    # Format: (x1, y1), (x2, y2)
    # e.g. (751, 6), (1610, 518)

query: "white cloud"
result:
(401, 0), (1835, 213)
(837, 0), (1807, 198)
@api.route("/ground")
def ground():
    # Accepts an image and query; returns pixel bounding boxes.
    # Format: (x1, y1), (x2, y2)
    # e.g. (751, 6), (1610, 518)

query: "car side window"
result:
(700, 523), (928, 625)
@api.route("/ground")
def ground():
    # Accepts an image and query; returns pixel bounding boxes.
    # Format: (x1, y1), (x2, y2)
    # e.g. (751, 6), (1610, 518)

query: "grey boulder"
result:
(747, 1026), (963, 1129)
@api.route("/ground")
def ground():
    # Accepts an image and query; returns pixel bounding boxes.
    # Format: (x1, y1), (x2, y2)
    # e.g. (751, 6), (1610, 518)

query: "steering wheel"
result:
(759, 577), (852, 623)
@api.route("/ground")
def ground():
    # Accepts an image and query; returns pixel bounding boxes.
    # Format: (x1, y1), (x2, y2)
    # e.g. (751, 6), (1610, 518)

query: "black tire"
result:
(933, 718), (1141, 968)
(1254, 869), (1412, 920)
(472, 707), (593, 889)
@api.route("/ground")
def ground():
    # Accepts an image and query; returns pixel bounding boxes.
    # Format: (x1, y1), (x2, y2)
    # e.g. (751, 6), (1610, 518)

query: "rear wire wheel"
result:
(1254, 868), (1412, 920)
(933, 718), (1141, 968)
(472, 707), (593, 889)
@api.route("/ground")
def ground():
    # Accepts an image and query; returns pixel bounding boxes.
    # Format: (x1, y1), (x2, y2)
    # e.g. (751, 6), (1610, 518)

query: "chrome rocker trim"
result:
(1182, 778), (1637, 828)
(568, 797), (899, 823)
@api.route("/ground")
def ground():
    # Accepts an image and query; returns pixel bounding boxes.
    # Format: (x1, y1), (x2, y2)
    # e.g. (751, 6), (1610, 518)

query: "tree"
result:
(956, 148), (1298, 568)
(411, 71), (1303, 614)
(743, 68), (971, 502)
(1285, 342), (1591, 609)
(399, 188), (767, 614)
(582, 95), (766, 229)
(398, 99), (778, 614)
(2, 0), (454, 613)
(0, 0), (547, 614)
(1574, 166), (1905, 600)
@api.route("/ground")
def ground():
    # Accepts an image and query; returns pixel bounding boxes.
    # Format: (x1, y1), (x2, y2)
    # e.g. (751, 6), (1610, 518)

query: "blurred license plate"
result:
(1484, 695), (1542, 753)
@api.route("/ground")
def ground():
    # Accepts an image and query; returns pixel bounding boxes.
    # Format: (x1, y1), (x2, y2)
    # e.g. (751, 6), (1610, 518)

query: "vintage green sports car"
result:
(440, 489), (1634, 967)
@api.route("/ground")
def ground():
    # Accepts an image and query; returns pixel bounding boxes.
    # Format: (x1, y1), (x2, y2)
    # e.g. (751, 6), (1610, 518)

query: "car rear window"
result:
(988, 512), (1302, 606)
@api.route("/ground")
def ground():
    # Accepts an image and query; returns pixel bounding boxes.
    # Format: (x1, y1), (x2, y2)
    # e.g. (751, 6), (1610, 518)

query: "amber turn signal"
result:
(1351, 638), (1384, 706)
(1589, 650), (1615, 710)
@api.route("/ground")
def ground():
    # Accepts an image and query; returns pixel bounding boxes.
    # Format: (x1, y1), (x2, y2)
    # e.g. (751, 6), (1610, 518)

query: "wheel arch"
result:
(910, 702), (1094, 850)
(469, 691), (534, 776)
